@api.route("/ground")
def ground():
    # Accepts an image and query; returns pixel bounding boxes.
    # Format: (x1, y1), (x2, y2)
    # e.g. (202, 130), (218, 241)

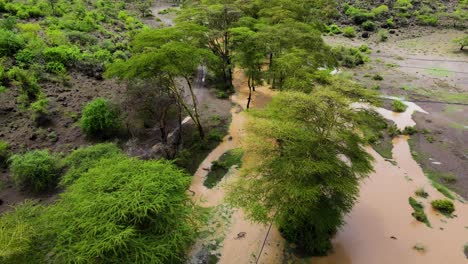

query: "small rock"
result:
(361, 32), (369, 38)
(0, 199), (3, 205)
(389, 29), (396, 34)
(390, 236), (397, 240)
(228, 136), (233, 141)
(235, 232), (246, 239)
(203, 167), (210, 171)
(30, 134), (37, 140)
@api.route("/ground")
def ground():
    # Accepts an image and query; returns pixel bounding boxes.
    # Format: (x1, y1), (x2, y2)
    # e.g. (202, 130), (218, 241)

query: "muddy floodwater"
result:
(189, 69), (468, 264)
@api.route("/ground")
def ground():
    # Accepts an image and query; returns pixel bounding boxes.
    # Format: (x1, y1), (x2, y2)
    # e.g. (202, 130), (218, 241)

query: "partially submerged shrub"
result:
(80, 98), (122, 138)
(372, 74), (383, 81)
(9, 150), (62, 193)
(415, 188), (429, 198)
(392, 100), (407, 113)
(431, 199), (455, 215)
(409, 197), (430, 227)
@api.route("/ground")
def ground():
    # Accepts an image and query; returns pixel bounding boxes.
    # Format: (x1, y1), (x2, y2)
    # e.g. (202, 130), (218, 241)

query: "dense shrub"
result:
(60, 143), (123, 186)
(392, 100), (407, 112)
(431, 199), (455, 215)
(80, 98), (122, 137)
(343, 26), (356, 38)
(45, 62), (66, 74)
(66, 31), (98, 46)
(0, 29), (24, 56)
(40, 157), (198, 263)
(0, 140), (9, 167)
(43, 45), (81, 66)
(9, 150), (62, 193)
(328, 24), (341, 34)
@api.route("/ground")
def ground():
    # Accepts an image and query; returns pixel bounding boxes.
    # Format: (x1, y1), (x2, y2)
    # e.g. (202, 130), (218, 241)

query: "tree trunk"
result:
(247, 76), (252, 109)
(159, 107), (168, 144)
(184, 76), (204, 139)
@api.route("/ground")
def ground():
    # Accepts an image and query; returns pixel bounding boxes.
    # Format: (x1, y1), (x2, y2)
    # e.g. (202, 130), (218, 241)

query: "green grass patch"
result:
(425, 67), (454, 77)
(204, 148), (243, 189)
(409, 197), (431, 227)
(392, 100), (407, 112)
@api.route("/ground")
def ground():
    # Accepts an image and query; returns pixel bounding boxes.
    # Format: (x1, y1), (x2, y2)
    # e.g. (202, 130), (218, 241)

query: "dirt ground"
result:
(325, 26), (468, 199)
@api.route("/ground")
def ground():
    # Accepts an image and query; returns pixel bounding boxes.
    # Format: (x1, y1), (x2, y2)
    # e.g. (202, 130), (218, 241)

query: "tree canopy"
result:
(228, 90), (374, 255)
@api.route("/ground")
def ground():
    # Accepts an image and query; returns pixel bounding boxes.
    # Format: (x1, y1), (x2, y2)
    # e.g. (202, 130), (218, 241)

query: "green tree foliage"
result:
(431, 199), (455, 215)
(228, 90), (374, 255)
(1, 147), (199, 263)
(80, 98), (122, 138)
(60, 143), (123, 186)
(9, 150), (62, 193)
(106, 26), (214, 139)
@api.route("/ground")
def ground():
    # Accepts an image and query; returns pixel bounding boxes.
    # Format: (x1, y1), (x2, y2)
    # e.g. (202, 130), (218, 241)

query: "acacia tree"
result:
(230, 26), (265, 108)
(177, 1), (242, 89)
(228, 90), (374, 255)
(106, 27), (215, 139)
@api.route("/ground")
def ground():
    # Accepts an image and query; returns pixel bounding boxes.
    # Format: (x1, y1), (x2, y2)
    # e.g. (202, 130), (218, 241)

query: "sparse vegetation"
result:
(0, 140), (10, 168)
(343, 26), (356, 38)
(415, 188), (429, 198)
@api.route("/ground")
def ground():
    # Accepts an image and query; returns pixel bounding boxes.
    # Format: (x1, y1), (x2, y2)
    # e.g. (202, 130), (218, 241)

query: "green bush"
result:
(7, 67), (42, 104)
(342, 26), (356, 38)
(415, 188), (429, 198)
(0, 140), (9, 167)
(417, 15), (438, 26)
(328, 24), (341, 34)
(392, 100), (407, 113)
(402, 126), (417, 135)
(9, 150), (62, 193)
(41, 157), (198, 263)
(80, 98), (122, 137)
(431, 199), (455, 215)
(332, 46), (365, 68)
(378, 29), (389, 42)
(43, 45), (81, 66)
(362, 21), (376, 31)
(29, 98), (49, 125)
(359, 44), (370, 53)
(60, 143), (123, 186)
(346, 6), (375, 24)
(386, 17), (395, 27)
(66, 31), (98, 46)
(45, 61), (66, 75)
(0, 29), (24, 56)
(371, 5), (389, 17)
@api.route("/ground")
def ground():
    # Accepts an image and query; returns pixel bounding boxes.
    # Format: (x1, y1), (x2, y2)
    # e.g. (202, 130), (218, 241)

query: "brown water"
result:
(190, 69), (468, 264)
